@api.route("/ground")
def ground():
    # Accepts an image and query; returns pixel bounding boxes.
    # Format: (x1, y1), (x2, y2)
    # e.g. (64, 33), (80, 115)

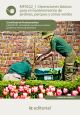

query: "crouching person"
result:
(3, 57), (32, 81)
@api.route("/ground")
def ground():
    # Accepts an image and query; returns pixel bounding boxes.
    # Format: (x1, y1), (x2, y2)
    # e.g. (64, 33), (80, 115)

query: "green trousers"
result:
(62, 50), (76, 80)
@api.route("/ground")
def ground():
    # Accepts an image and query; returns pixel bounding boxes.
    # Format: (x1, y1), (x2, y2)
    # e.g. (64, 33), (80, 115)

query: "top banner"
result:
(0, 0), (80, 21)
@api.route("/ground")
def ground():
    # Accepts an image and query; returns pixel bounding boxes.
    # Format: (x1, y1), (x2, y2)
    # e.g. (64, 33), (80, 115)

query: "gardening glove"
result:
(36, 54), (44, 61)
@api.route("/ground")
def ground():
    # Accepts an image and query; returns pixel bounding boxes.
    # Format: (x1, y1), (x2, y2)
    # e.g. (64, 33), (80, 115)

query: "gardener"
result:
(3, 57), (32, 81)
(36, 32), (76, 81)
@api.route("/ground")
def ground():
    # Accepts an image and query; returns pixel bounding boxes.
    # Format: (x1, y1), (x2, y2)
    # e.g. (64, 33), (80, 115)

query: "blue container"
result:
(34, 68), (62, 80)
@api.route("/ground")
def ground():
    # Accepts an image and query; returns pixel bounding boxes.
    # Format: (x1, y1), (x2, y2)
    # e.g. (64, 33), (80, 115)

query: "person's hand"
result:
(39, 56), (45, 61)
(36, 56), (45, 61)
(36, 55), (46, 63)
(36, 56), (41, 61)
(36, 54), (43, 61)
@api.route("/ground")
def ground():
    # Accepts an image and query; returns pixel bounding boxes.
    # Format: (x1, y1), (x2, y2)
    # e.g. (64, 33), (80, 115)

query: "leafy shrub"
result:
(0, 71), (4, 81)
(76, 56), (80, 64)
(0, 75), (80, 98)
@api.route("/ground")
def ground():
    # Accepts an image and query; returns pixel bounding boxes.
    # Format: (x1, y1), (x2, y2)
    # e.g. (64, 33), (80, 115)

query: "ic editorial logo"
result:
(6, 6), (16, 16)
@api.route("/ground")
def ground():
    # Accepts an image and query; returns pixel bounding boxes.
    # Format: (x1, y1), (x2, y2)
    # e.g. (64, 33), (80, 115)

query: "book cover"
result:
(0, 0), (80, 114)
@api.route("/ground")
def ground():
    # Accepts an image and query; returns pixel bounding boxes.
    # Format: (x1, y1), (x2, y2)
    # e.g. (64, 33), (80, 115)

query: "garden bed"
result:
(0, 75), (80, 99)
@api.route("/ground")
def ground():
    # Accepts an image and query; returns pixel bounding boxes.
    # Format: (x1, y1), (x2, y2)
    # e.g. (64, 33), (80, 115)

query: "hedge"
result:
(0, 75), (80, 97)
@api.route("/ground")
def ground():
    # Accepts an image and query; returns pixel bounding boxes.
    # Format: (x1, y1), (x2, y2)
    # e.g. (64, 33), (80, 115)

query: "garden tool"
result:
(52, 55), (54, 70)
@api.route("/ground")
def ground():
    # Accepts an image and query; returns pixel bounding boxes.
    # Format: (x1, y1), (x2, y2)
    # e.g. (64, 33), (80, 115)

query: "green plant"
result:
(0, 75), (80, 98)
(0, 71), (4, 81)
(48, 69), (59, 74)
(57, 60), (64, 67)
(76, 56), (80, 64)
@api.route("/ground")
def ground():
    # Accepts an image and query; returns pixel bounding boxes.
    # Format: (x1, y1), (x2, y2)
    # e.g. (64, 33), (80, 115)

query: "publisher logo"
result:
(6, 6), (16, 16)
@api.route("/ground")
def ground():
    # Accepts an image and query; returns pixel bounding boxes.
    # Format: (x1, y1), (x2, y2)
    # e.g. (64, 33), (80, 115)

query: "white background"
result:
(0, 0), (80, 114)
(0, 99), (80, 115)
(0, 0), (80, 21)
